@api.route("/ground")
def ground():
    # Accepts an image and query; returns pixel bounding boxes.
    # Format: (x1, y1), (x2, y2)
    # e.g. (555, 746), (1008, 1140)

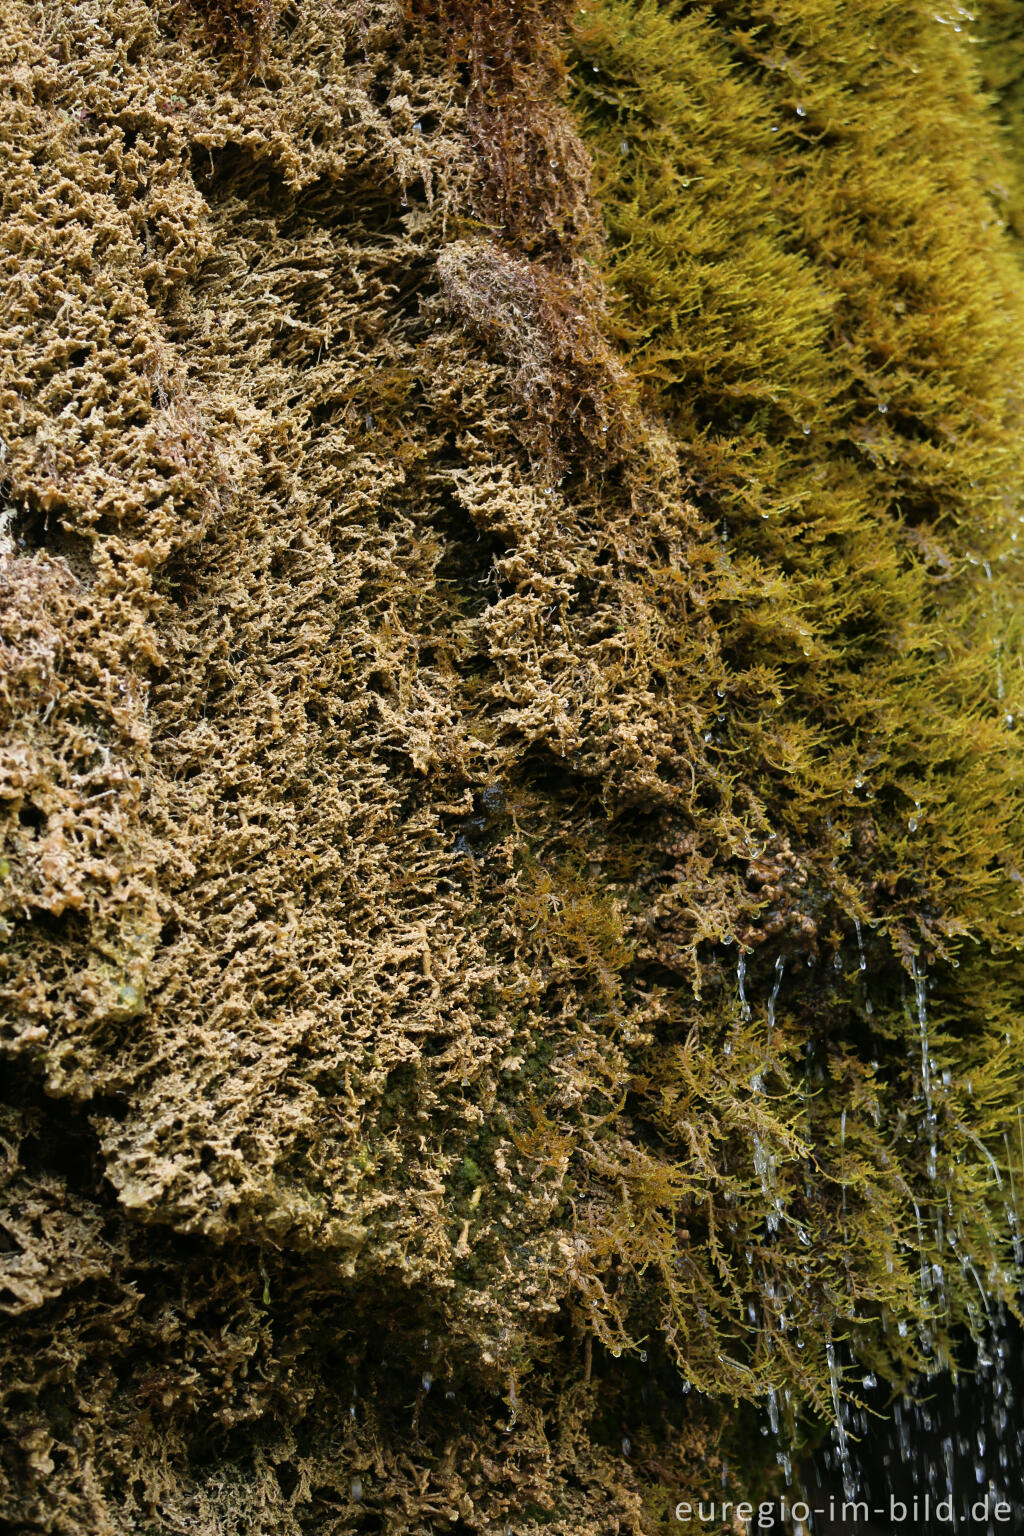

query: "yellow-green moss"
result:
(559, 0), (1024, 1423)
(978, 0), (1024, 240)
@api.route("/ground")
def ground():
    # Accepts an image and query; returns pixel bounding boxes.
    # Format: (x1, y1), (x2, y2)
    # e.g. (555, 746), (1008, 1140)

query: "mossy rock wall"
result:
(1, 1), (1023, 1531)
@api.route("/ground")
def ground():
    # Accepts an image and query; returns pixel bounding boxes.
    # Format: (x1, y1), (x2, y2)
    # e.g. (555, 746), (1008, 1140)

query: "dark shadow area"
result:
(793, 1312), (1024, 1535)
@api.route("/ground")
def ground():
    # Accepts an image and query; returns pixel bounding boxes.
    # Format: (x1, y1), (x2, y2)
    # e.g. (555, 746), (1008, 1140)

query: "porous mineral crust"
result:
(1, 1), (1023, 1531)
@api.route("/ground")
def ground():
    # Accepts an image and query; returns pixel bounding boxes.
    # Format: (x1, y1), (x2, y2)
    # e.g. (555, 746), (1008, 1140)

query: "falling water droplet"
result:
(768, 955), (785, 1037)
(912, 958), (938, 1181)
(826, 1339), (857, 1501)
(738, 953), (751, 1020)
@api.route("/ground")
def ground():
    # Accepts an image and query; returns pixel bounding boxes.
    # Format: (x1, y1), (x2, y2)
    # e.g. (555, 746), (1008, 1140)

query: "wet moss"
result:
(563, 0), (1024, 1427)
(1, 0), (1022, 1529)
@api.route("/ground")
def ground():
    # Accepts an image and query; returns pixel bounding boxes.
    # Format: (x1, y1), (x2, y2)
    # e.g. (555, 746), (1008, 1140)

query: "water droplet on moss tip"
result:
(908, 818), (918, 831)
(796, 105), (806, 117)
(877, 403), (888, 414)
(422, 1371), (432, 1391)
(351, 1478), (363, 1501)
(640, 1350), (647, 1362)
(622, 1437), (631, 1456)
(610, 1347), (621, 1358)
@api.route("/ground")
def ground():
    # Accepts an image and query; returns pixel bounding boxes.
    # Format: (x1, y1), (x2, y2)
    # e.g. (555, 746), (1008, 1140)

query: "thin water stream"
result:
(745, 938), (1022, 1532)
(799, 1309), (1023, 1534)
(801, 952), (1018, 1533)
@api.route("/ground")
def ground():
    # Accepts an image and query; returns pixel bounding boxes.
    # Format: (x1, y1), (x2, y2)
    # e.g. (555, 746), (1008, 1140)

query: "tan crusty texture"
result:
(2, 0), (1024, 1530)
(0, 0), (731, 1528)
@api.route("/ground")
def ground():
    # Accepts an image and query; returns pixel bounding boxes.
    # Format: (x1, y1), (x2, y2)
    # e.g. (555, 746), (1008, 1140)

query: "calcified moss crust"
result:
(1, 0), (1023, 1531)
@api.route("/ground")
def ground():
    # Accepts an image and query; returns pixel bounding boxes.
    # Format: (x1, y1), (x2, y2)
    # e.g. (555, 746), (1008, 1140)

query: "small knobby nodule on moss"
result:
(1, 0), (1023, 1530)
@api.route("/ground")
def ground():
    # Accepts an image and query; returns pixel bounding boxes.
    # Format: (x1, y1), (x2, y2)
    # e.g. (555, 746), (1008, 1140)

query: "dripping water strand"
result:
(911, 957), (938, 1183)
(826, 1338), (856, 1502)
(810, 1312), (1024, 1528)
(854, 915), (873, 1015)
(1002, 1129), (1023, 1268)
(982, 559), (1006, 705)
(767, 954), (784, 1042)
(737, 951), (751, 1021)
(750, 957), (785, 1232)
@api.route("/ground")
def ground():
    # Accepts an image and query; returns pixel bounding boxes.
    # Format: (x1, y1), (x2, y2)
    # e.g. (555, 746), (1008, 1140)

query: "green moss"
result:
(977, 1), (1024, 242)
(572, 0), (1024, 913)
(554, 0), (1024, 1424)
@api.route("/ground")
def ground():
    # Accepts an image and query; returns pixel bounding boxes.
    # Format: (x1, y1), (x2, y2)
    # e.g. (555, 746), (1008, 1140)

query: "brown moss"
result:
(0, 0), (735, 1526)
(418, 0), (596, 257)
